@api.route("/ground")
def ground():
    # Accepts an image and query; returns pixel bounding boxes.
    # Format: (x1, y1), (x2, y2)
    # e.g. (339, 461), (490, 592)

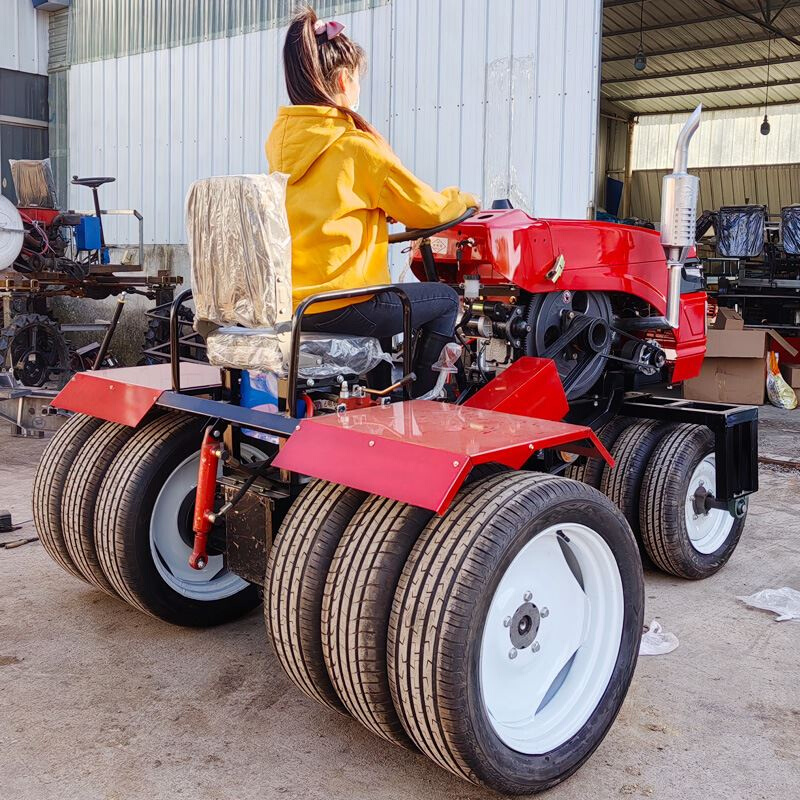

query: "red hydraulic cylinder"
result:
(190, 426), (221, 570)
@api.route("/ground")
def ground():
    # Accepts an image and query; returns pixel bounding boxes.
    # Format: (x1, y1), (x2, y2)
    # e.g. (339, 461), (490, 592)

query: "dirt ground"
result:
(1, 407), (798, 800)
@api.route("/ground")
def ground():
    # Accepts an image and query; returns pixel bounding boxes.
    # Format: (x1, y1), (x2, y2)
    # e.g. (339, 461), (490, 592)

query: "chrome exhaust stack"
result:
(660, 104), (702, 329)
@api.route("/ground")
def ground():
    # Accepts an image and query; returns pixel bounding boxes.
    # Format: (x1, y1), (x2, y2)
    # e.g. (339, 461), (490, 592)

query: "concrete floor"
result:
(1, 407), (798, 800)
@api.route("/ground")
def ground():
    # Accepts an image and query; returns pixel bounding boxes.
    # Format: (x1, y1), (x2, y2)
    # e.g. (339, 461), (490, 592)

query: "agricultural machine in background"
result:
(0, 160), (180, 391)
(699, 201), (800, 332)
(31, 107), (758, 794)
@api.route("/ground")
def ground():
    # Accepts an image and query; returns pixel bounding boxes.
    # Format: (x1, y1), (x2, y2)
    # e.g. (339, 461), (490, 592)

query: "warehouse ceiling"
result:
(602, 0), (800, 115)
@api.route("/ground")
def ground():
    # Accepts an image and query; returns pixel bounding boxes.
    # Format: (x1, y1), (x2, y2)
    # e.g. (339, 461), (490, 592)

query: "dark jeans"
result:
(301, 282), (459, 339)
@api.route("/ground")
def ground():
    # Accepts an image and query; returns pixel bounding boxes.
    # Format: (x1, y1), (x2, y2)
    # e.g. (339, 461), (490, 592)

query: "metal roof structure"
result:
(602, 0), (800, 114)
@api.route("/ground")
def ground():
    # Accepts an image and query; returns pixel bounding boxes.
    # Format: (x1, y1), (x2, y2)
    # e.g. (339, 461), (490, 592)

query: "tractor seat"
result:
(184, 174), (389, 380)
(205, 326), (389, 380)
(71, 176), (116, 188)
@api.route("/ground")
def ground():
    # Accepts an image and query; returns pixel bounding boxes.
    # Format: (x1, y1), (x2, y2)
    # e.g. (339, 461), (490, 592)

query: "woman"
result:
(266, 7), (478, 393)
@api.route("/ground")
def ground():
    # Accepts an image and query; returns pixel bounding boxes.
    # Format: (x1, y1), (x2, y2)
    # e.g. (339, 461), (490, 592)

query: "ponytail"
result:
(283, 5), (378, 136)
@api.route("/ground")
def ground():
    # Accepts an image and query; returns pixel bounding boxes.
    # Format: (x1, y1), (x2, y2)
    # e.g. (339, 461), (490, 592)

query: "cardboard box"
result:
(780, 362), (800, 388)
(684, 328), (798, 405)
(711, 307), (745, 330)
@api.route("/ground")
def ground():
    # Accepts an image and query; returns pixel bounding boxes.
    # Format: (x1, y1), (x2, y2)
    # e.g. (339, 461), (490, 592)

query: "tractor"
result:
(31, 107), (757, 794)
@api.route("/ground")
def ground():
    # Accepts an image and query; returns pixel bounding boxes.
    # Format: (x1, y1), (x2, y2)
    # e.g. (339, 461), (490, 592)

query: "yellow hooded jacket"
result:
(266, 105), (478, 313)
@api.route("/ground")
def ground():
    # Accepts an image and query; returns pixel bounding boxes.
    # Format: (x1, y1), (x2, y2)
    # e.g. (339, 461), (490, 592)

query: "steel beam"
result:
(710, 0), (800, 46)
(603, 27), (800, 62)
(604, 3), (800, 38)
(603, 52), (800, 84)
(607, 75), (800, 102)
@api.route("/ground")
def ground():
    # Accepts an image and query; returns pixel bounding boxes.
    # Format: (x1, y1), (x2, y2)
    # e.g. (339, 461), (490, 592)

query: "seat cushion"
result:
(206, 328), (390, 379)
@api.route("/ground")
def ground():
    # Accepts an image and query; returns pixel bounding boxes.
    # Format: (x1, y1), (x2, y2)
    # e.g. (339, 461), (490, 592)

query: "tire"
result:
(94, 412), (261, 625)
(565, 415), (632, 488)
(387, 472), (644, 795)
(600, 420), (677, 565)
(61, 421), (138, 596)
(640, 424), (746, 579)
(322, 496), (433, 748)
(32, 413), (104, 583)
(265, 479), (367, 712)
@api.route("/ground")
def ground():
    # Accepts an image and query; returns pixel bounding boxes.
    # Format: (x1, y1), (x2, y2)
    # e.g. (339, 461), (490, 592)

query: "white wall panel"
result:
(0, 0), (49, 75)
(634, 104), (800, 171)
(66, 0), (602, 247)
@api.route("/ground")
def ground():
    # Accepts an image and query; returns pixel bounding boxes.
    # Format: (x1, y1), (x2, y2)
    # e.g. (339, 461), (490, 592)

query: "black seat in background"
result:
(717, 205), (766, 258)
(71, 176), (116, 189)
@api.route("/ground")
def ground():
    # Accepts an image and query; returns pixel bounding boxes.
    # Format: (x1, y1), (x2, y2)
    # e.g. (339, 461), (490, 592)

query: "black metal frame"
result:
(167, 284), (414, 411)
(621, 393), (758, 505)
(287, 286), (413, 414)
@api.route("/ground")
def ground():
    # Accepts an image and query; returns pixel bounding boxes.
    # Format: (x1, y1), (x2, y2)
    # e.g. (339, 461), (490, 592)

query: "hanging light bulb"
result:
(633, 0), (647, 71)
(761, 36), (772, 136)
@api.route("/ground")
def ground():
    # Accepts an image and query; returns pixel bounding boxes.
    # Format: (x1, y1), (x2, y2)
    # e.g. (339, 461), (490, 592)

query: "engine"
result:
(408, 107), (706, 401)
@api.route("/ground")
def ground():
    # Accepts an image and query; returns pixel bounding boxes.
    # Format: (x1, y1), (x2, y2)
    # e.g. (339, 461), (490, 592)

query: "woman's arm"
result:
(377, 158), (479, 230)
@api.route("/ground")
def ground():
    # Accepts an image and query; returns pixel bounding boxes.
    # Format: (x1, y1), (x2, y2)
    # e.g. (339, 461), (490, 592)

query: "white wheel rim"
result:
(149, 448), (259, 601)
(479, 523), (624, 755)
(684, 454), (735, 554)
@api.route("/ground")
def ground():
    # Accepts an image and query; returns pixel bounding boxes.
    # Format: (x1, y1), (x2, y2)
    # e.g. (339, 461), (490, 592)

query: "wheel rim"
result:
(149, 450), (254, 601)
(479, 523), (624, 755)
(684, 454), (735, 555)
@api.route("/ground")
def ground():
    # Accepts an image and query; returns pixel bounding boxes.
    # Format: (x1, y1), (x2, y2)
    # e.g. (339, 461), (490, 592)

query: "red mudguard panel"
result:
(464, 357), (569, 420)
(273, 400), (613, 514)
(52, 363), (221, 427)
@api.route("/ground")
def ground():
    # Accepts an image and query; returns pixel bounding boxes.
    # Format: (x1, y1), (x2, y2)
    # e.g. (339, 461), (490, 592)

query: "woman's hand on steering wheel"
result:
(387, 206), (479, 245)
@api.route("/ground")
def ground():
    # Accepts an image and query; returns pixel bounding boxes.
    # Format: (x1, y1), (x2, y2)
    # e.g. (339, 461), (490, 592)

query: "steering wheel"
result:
(387, 207), (479, 244)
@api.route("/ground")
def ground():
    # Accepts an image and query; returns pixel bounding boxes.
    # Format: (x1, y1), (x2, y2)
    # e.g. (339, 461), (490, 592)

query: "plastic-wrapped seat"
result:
(782, 205), (800, 255)
(185, 174), (386, 379)
(716, 205), (766, 258)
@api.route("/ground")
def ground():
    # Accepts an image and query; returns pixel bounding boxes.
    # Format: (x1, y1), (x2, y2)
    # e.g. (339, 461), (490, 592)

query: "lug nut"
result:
(532, 642), (541, 653)
(503, 616), (512, 628)
(523, 591), (532, 602)
(508, 648), (518, 660)
(541, 607), (549, 618)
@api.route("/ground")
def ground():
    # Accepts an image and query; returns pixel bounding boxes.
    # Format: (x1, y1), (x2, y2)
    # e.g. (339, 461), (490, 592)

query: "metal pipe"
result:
(672, 105), (702, 174)
(622, 116), (637, 219)
(661, 106), (702, 329)
(170, 288), (193, 392)
(92, 292), (126, 369)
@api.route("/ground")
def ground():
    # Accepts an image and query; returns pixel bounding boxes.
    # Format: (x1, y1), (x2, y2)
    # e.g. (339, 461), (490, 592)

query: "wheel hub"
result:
(480, 524), (624, 755)
(684, 454), (735, 554)
(509, 601), (541, 650)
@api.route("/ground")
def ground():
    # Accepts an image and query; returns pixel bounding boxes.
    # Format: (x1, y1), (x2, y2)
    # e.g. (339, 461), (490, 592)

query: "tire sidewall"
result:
(660, 429), (746, 578)
(462, 494), (644, 792)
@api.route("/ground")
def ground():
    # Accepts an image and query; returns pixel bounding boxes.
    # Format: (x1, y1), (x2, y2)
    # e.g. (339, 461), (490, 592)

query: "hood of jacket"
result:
(266, 105), (355, 184)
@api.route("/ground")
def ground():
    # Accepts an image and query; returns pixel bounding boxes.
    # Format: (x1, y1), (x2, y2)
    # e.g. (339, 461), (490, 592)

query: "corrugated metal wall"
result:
(632, 163), (800, 222)
(63, 0), (602, 247)
(633, 104), (800, 171)
(0, 0), (49, 75)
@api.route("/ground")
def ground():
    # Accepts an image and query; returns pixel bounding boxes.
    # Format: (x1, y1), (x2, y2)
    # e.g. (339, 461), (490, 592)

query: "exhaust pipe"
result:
(660, 104), (702, 329)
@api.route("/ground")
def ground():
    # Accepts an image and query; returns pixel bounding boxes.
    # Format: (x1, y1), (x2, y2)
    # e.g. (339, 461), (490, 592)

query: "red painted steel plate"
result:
(273, 400), (612, 513)
(464, 357), (569, 421)
(52, 363), (221, 427)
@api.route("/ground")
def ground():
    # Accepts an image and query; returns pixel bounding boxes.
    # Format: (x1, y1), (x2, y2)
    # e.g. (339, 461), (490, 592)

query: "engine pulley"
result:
(524, 291), (613, 399)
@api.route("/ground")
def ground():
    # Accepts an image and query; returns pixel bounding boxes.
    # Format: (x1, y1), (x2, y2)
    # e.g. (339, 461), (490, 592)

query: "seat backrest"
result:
(185, 173), (292, 328)
(782, 205), (800, 255)
(716, 205), (766, 258)
(10, 158), (58, 208)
